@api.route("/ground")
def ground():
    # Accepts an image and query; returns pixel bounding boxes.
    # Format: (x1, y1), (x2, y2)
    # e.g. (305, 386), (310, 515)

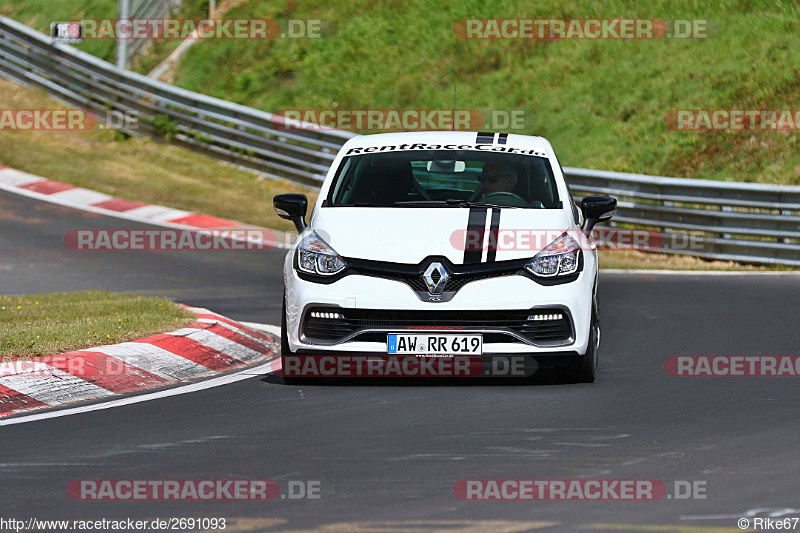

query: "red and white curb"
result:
(0, 165), (295, 249)
(0, 307), (279, 418)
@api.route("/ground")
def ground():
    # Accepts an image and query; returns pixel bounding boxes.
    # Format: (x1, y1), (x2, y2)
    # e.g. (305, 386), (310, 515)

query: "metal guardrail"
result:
(565, 168), (800, 265)
(1, 15), (798, 266)
(0, 16), (353, 185)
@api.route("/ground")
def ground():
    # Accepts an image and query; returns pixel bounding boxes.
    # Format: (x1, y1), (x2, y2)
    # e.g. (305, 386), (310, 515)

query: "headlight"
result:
(525, 231), (582, 277)
(295, 231), (347, 276)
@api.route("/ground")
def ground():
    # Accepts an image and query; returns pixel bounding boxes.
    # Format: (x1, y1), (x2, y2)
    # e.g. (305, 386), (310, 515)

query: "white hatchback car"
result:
(275, 131), (616, 383)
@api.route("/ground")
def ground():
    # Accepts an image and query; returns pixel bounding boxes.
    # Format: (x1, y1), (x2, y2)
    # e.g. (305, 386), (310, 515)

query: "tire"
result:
(562, 305), (599, 384)
(280, 293), (315, 385)
(280, 293), (292, 358)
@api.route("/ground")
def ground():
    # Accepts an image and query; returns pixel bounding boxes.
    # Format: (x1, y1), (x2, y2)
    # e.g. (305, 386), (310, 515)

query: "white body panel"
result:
(280, 132), (599, 360)
(313, 208), (574, 264)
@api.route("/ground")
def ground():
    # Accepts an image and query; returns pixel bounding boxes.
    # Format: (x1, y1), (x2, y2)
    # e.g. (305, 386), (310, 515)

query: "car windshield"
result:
(324, 150), (561, 209)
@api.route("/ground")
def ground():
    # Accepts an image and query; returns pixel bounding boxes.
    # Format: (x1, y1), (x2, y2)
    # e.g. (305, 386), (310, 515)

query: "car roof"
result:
(340, 131), (552, 157)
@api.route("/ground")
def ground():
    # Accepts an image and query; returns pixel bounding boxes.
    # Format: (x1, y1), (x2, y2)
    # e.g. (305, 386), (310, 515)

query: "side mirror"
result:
(273, 194), (308, 232)
(581, 196), (617, 234)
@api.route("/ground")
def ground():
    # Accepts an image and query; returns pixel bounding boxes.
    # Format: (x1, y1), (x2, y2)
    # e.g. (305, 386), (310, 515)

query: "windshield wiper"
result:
(393, 199), (520, 208)
(393, 200), (459, 207)
(454, 200), (521, 209)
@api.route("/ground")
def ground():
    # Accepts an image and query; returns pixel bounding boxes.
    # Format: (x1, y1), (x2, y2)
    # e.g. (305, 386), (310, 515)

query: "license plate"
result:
(387, 333), (483, 355)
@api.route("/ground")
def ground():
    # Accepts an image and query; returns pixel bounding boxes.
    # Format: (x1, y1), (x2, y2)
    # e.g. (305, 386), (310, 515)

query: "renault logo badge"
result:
(422, 262), (450, 295)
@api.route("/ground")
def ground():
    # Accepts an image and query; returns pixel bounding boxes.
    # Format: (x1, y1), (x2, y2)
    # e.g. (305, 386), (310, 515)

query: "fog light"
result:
(528, 313), (563, 321)
(311, 311), (343, 319)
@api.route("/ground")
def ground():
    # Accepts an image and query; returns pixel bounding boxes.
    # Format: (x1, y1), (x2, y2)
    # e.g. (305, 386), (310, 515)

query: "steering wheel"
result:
(468, 185), (483, 202)
(482, 191), (530, 208)
(411, 178), (431, 200)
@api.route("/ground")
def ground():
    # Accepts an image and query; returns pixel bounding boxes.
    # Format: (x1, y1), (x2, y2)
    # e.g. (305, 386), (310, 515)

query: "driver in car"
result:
(478, 161), (518, 198)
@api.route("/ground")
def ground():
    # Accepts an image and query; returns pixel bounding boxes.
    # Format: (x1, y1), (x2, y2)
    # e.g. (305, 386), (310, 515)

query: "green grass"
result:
(6, 1), (799, 184)
(0, 78), (318, 233)
(0, 291), (195, 359)
(164, 0), (800, 185)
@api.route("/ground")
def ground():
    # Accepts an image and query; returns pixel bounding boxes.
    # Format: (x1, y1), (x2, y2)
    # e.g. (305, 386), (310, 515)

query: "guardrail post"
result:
(661, 199), (674, 237)
(721, 205), (732, 239)
(781, 209), (791, 244)
(117, 0), (130, 69)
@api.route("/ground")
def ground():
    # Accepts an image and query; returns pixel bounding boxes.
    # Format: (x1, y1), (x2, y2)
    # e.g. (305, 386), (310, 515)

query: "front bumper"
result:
(284, 258), (595, 357)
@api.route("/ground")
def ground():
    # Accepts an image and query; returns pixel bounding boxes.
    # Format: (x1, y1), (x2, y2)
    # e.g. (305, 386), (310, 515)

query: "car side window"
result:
(328, 157), (354, 204)
(555, 156), (580, 225)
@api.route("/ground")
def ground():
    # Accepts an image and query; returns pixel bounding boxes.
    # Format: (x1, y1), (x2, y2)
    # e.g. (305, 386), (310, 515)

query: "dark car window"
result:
(325, 150), (561, 209)
(554, 154), (580, 225)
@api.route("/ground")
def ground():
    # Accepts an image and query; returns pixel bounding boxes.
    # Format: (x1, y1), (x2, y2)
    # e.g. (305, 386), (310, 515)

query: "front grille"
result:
(347, 257), (527, 296)
(302, 308), (573, 345)
(446, 270), (518, 291)
(386, 270), (520, 293)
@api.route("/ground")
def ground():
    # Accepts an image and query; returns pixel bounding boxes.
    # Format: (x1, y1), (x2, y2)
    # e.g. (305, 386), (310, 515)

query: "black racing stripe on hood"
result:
(486, 208), (501, 263)
(476, 132), (495, 144)
(463, 206), (488, 264)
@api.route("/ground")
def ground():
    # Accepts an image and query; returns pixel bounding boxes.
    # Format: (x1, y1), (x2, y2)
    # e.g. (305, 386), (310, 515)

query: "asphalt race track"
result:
(1, 188), (799, 532)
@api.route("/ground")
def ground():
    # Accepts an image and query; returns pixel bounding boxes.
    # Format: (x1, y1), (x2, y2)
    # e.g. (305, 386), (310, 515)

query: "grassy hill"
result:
(2, 0), (799, 185)
(161, 0), (800, 185)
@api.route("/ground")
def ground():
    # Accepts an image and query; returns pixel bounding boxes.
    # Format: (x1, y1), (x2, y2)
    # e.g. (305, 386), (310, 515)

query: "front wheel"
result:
(563, 307), (599, 384)
(280, 294), (315, 385)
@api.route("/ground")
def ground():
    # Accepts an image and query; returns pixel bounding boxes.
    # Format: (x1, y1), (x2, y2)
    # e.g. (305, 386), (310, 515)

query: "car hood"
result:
(310, 207), (574, 265)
